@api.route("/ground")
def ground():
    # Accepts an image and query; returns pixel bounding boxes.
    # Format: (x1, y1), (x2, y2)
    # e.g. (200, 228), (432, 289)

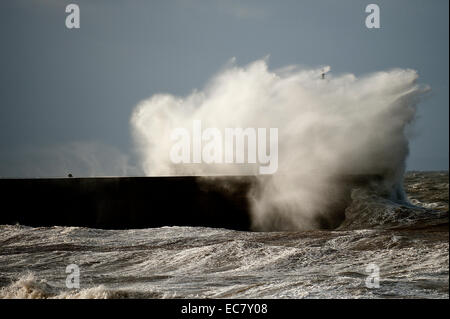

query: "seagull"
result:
(321, 66), (331, 79)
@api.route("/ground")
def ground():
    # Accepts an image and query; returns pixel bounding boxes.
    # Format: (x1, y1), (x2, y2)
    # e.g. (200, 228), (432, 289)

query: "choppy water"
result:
(0, 171), (448, 299)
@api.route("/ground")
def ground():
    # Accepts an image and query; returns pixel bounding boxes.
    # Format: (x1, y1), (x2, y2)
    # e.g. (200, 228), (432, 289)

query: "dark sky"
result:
(0, 0), (448, 176)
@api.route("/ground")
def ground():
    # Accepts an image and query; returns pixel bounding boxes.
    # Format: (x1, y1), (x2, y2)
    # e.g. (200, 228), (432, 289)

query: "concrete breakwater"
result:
(0, 175), (381, 230)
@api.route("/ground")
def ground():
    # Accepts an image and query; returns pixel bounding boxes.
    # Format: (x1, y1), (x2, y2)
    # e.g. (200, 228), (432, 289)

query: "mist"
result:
(0, 142), (140, 178)
(130, 58), (428, 231)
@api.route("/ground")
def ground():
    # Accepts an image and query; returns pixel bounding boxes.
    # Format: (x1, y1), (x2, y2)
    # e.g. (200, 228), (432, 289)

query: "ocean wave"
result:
(0, 273), (173, 299)
(337, 187), (449, 230)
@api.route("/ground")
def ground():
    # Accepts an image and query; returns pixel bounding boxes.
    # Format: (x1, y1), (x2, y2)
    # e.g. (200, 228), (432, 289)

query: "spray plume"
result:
(131, 58), (427, 230)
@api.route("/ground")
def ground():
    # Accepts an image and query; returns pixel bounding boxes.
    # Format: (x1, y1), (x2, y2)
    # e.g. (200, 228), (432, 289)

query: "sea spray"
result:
(130, 58), (428, 230)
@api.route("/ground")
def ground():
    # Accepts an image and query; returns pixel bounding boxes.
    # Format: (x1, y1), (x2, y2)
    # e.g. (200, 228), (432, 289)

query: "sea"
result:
(0, 171), (448, 299)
